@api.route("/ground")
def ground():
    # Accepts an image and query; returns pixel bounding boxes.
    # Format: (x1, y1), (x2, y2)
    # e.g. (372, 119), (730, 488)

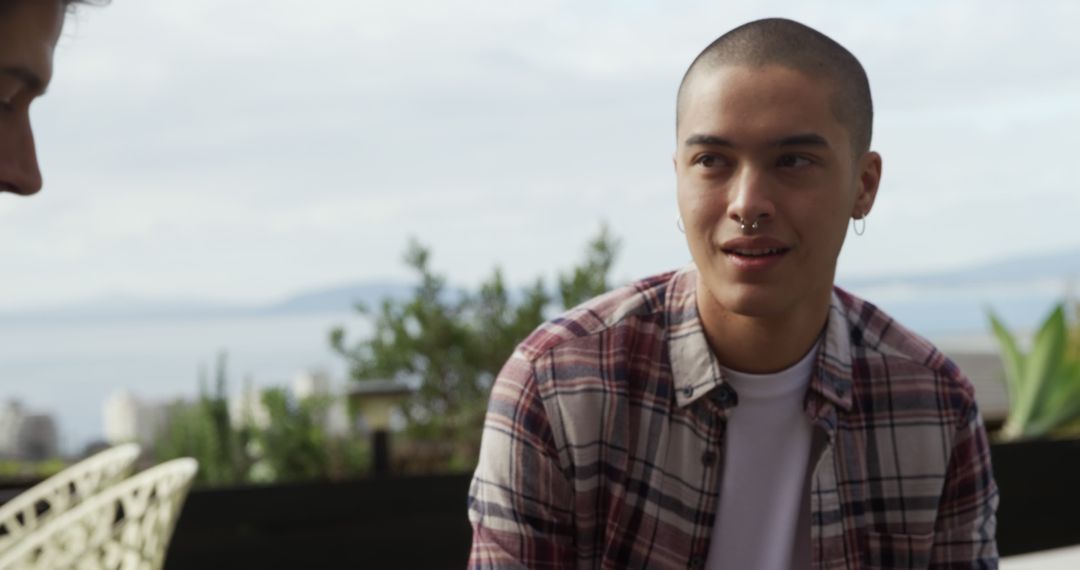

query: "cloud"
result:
(3, 0), (1076, 309)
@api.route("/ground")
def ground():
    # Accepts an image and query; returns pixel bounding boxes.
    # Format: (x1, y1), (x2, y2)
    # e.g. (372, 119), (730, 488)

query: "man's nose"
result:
(727, 165), (775, 226)
(0, 114), (44, 196)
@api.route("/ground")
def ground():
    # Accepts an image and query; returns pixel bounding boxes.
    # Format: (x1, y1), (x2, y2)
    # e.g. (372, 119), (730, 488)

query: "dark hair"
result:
(676, 18), (873, 154)
(0, 0), (109, 11)
(63, 0), (110, 9)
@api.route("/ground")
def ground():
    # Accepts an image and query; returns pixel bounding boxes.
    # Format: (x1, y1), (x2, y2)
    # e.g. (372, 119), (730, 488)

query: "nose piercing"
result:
(739, 216), (761, 232)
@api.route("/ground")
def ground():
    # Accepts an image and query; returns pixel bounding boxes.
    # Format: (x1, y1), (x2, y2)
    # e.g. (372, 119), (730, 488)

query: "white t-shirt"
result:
(705, 343), (818, 570)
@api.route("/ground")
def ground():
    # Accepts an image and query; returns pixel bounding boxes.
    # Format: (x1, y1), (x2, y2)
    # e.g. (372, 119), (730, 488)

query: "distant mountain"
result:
(836, 248), (1079, 336)
(3, 248), (1077, 325)
(0, 283), (414, 322)
(0, 293), (249, 322)
(267, 282), (413, 313)
(839, 248), (1080, 289)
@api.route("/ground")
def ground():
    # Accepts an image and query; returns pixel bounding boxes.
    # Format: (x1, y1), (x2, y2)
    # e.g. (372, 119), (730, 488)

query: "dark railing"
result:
(1, 440), (1077, 568)
(0, 477), (39, 505)
(164, 473), (473, 569)
(992, 438), (1080, 556)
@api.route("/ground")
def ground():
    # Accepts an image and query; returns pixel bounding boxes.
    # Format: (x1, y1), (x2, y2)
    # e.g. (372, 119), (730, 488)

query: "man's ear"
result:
(852, 151), (882, 218)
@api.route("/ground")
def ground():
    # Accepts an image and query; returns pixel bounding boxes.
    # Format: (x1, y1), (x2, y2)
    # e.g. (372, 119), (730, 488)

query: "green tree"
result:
(1069, 298), (1080, 362)
(155, 352), (250, 486)
(248, 388), (332, 483)
(331, 224), (621, 472)
(156, 353), (371, 485)
(558, 223), (622, 308)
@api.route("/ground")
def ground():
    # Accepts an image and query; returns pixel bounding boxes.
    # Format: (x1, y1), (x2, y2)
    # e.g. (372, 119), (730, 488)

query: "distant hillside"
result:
(0, 294), (249, 322)
(0, 283), (414, 322)
(3, 248), (1077, 325)
(840, 248), (1080, 289)
(268, 282), (413, 313)
(837, 248), (1079, 336)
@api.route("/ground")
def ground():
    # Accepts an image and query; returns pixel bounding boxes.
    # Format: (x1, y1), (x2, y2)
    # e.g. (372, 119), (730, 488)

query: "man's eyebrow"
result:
(683, 133), (831, 149)
(683, 134), (734, 148)
(0, 66), (46, 94)
(772, 133), (829, 148)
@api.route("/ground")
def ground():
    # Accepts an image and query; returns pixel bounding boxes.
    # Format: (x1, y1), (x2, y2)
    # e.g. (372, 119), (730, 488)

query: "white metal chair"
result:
(0, 443), (141, 556)
(1002, 544), (1080, 569)
(0, 457), (198, 570)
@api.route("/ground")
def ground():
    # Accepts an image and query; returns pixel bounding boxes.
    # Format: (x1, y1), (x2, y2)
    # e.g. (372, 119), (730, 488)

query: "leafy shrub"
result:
(990, 303), (1080, 440)
(331, 224), (621, 472)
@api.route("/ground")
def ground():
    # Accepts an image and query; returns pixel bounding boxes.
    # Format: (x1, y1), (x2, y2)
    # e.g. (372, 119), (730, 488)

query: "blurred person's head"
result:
(673, 18), (882, 325)
(1, 0), (100, 197)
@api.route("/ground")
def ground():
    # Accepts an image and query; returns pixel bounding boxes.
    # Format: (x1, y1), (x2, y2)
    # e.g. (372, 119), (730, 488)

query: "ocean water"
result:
(0, 311), (371, 454)
(0, 280), (1065, 454)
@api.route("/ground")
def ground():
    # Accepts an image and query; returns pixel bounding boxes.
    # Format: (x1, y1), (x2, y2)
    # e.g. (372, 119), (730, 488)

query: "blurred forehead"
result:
(0, 0), (65, 93)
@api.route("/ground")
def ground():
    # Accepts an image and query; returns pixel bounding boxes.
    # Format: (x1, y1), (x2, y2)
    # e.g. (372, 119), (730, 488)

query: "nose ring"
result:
(738, 216), (761, 232)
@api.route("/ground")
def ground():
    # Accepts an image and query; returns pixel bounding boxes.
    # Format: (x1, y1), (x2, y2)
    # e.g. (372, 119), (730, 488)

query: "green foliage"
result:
(248, 389), (347, 483)
(990, 303), (1080, 440)
(156, 353), (370, 486)
(331, 224), (622, 472)
(0, 458), (65, 480)
(155, 353), (250, 486)
(558, 223), (621, 309)
(1070, 301), (1080, 362)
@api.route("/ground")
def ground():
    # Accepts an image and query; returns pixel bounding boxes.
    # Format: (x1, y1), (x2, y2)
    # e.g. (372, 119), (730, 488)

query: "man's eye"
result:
(777, 154), (812, 168)
(0, 84), (20, 112)
(694, 154), (721, 168)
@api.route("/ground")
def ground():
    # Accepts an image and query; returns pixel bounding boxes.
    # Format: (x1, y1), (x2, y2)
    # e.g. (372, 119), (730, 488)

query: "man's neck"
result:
(695, 278), (831, 375)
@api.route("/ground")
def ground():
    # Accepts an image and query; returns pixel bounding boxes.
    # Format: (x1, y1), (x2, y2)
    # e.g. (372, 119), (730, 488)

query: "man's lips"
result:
(719, 237), (791, 257)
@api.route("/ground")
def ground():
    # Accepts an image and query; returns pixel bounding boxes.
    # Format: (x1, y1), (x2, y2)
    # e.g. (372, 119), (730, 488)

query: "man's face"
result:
(674, 64), (880, 322)
(0, 0), (65, 196)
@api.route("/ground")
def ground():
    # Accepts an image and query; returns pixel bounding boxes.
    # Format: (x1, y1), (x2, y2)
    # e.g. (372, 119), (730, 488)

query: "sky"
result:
(1, 0), (1078, 311)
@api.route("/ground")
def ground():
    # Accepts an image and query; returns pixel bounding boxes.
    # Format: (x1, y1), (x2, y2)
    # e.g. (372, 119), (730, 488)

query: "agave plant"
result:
(989, 304), (1080, 440)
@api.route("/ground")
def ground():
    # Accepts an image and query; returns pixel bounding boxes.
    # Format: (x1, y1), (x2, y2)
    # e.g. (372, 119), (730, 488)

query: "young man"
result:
(1, 0), (98, 197)
(468, 18), (998, 570)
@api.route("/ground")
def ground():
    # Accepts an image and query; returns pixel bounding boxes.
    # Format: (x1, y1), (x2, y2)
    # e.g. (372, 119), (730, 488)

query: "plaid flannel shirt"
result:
(468, 266), (998, 569)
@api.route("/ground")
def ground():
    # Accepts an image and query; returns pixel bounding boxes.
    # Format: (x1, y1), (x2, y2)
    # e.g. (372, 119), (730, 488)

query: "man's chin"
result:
(698, 281), (792, 320)
(718, 296), (792, 319)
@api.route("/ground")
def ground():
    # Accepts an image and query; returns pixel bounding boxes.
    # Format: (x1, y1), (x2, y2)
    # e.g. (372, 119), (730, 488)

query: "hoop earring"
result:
(852, 215), (866, 236)
(677, 218), (685, 233)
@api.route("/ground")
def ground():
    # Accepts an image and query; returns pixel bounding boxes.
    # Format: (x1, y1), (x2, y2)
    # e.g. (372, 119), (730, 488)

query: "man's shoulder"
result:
(515, 270), (677, 363)
(833, 287), (976, 403)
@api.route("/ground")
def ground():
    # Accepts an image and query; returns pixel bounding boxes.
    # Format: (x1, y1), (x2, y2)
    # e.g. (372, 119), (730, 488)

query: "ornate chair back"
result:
(0, 457), (198, 570)
(0, 443), (141, 555)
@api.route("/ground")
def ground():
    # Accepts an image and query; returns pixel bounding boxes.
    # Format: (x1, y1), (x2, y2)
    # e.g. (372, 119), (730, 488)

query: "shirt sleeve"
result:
(467, 351), (576, 569)
(929, 398), (1000, 569)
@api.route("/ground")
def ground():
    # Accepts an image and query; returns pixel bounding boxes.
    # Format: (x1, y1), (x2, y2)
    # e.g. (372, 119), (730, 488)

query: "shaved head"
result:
(61, 0), (109, 10)
(677, 18), (873, 155)
(0, 0), (105, 12)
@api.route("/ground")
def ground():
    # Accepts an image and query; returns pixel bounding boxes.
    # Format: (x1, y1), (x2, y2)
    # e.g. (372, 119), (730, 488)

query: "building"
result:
(291, 370), (352, 437)
(0, 400), (59, 461)
(229, 381), (271, 430)
(102, 391), (168, 448)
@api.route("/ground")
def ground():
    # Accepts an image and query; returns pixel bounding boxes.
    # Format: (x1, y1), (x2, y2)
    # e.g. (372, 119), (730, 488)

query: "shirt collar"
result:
(810, 290), (855, 413)
(665, 266), (854, 413)
(665, 266), (722, 408)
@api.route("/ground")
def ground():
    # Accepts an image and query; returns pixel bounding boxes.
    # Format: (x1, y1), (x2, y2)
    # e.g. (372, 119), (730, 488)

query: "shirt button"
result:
(701, 451), (717, 466)
(712, 385), (737, 405)
(689, 555), (706, 569)
(682, 386), (694, 398)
